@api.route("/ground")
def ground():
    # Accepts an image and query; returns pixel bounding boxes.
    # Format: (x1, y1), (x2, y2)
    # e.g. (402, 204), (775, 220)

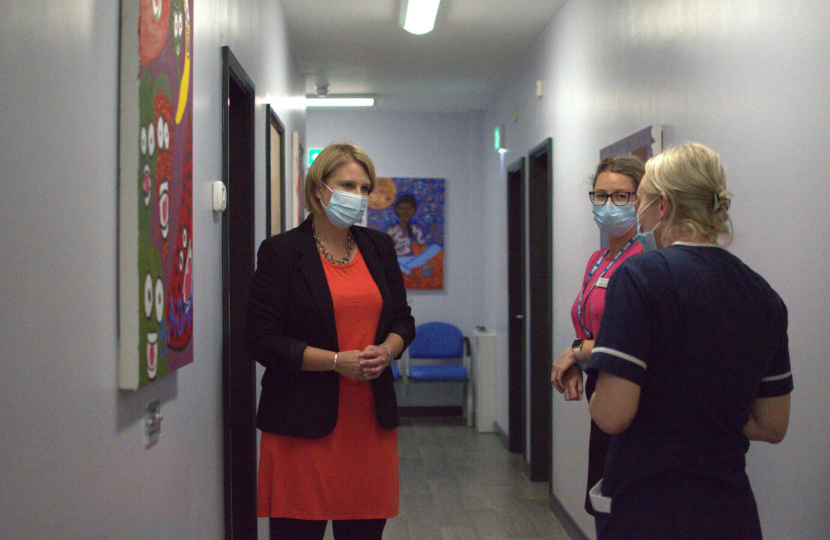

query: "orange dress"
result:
(257, 248), (399, 520)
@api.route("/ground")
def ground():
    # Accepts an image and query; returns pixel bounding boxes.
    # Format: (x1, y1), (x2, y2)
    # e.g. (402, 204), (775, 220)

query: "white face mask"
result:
(635, 196), (663, 252)
(592, 201), (637, 238)
(320, 183), (368, 229)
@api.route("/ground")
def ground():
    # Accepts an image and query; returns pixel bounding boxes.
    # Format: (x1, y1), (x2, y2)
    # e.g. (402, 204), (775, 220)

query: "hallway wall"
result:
(2, 1), (828, 538)
(306, 110), (486, 340)
(0, 1), (304, 538)
(481, 0), (830, 538)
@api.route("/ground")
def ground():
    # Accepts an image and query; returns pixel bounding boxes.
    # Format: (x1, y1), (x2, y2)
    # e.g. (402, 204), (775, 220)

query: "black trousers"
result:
(269, 518), (386, 540)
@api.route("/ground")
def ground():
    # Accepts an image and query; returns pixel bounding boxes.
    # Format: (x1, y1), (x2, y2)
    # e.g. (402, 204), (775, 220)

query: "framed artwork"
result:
(598, 125), (663, 248)
(367, 178), (445, 290)
(266, 106), (285, 237)
(291, 132), (305, 228)
(118, 0), (194, 389)
(600, 125), (663, 162)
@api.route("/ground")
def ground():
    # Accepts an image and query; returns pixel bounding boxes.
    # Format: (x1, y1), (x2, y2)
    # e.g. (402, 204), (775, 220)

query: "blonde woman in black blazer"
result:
(245, 143), (415, 540)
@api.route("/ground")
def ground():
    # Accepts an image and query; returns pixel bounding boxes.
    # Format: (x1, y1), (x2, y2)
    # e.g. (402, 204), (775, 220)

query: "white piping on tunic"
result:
(592, 347), (647, 370)
(671, 241), (723, 248)
(762, 371), (792, 382)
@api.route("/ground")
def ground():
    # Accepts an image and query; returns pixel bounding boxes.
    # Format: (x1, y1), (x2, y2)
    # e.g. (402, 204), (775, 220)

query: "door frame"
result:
(221, 45), (258, 540)
(265, 105), (286, 236)
(526, 138), (553, 484)
(506, 157), (526, 455)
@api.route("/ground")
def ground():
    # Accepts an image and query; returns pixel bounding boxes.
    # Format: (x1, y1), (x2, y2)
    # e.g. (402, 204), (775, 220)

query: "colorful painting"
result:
(367, 178), (445, 290)
(118, 0), (194, 389)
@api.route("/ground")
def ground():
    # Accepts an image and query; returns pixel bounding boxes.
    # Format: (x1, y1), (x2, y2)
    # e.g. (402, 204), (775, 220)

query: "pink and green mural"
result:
(119, 0), (193, 389)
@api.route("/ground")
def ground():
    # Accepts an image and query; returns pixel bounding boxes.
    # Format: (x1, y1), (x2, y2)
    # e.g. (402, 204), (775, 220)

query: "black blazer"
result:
(244, 216), (416, 438)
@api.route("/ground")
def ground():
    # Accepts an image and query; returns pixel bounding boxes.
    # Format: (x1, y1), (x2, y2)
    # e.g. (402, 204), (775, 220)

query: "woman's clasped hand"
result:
(333, 345), (392, 381)
(551, 347), (583, 401)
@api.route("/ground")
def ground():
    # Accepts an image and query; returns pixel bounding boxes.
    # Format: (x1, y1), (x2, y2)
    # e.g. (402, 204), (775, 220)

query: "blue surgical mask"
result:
(592, 201), (636, 238)
(635, 197), (661, 252)
(321, 183), (368, 229)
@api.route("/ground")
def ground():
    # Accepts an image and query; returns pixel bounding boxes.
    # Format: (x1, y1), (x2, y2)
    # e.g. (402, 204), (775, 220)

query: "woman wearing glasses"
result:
(550, 155), (645, 529)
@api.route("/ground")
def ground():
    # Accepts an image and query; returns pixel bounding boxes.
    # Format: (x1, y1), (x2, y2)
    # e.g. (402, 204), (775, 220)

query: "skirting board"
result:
(398, 406), (463, 418)
(493, 422), (513, 452)
(549, 492), (591, 540)
(399, 416), (466, 427)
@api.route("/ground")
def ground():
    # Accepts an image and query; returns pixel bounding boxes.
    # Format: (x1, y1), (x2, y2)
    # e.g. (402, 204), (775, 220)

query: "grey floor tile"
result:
(328, 420), (578, 539)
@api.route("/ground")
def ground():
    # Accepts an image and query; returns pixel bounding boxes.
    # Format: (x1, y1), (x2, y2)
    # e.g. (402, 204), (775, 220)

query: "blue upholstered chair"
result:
(402, 322), (474, 426)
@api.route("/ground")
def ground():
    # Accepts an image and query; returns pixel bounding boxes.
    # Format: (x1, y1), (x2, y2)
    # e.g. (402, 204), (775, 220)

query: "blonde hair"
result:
(304, 142), (376, 217)
(641, 143), (733, 246)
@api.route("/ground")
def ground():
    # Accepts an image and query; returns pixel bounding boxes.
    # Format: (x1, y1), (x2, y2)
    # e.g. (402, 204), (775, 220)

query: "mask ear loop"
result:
(636, 196), (658, 223)
(653, 193), (669, 244)
(318, 182), (335, 210)
(638, 195), (668, 244)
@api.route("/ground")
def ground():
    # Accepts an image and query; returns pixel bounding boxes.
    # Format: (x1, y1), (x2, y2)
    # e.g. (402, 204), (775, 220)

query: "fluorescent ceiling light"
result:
(400, 0), (440, 35)
(306, 96), (375, 108)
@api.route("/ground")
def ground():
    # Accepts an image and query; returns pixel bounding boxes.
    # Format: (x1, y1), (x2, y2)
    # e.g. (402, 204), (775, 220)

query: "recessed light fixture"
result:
(306, 96), (376, 108)
(399, 0), (441, 35)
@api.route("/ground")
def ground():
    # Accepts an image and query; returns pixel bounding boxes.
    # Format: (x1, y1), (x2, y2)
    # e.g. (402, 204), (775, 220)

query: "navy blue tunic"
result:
(587, 244), (793, 540)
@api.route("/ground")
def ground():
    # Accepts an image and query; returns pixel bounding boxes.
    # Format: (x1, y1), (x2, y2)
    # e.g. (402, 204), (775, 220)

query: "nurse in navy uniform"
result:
(587, 143), (792, 540)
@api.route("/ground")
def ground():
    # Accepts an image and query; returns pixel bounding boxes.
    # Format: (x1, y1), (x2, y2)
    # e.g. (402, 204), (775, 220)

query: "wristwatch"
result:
(571, 338), (585, 363)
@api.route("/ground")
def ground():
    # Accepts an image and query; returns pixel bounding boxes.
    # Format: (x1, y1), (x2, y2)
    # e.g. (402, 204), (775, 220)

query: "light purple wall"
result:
(0, 1), (305, 538)
(482, 0), (830, 538)
(2, 1), (828, 539)
(306, 110), (487, 340)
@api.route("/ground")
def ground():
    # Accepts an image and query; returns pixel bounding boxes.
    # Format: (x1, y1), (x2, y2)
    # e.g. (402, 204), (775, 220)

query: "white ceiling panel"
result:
(281, 0), (566, 111)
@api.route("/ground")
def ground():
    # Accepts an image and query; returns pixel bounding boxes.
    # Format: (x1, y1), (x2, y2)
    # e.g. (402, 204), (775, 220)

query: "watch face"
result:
(572, 338), (583, 349)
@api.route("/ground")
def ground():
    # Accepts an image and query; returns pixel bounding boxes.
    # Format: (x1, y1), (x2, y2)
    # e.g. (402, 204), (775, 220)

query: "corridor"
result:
(325, 419), (574, 540)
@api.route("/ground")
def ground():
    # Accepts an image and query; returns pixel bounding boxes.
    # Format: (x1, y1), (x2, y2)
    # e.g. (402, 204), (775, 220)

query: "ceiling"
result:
(281, 0), (566, 112)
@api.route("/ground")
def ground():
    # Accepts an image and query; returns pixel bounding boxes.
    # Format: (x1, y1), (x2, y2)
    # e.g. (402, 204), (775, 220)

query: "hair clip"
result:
(712, 189), (732, 211)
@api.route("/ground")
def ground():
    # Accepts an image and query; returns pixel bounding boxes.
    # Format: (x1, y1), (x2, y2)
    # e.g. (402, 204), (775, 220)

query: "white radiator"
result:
(473, 330), (497, 433)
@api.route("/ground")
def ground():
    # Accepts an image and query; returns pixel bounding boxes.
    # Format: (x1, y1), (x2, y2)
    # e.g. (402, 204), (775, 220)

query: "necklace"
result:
(313, 224), (353, 265)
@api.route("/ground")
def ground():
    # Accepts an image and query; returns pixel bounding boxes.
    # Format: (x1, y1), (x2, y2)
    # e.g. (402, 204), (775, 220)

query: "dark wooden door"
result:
(222, 46), (257, 540)
(527, 138), (553, 484)
(507, 157), (526, 455)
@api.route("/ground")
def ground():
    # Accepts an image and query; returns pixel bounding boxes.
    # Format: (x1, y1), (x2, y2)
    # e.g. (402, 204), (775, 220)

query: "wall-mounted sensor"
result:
(213, 181), (227, 212)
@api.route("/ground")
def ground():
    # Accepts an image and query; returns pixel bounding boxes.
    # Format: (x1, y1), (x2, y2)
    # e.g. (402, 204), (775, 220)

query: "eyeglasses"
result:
(589, 191), (637, 206)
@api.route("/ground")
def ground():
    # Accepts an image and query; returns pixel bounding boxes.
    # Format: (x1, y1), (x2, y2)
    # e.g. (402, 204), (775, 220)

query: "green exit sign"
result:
(308, 148), (322, 167)
(494, 124), (506, 153)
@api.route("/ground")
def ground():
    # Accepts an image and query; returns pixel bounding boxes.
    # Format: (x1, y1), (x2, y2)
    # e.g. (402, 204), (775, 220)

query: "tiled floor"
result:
(324, 418), (573, 540)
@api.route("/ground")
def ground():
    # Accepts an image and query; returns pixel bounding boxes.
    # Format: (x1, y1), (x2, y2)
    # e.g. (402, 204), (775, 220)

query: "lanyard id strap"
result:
(576, 237), (636, 338)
